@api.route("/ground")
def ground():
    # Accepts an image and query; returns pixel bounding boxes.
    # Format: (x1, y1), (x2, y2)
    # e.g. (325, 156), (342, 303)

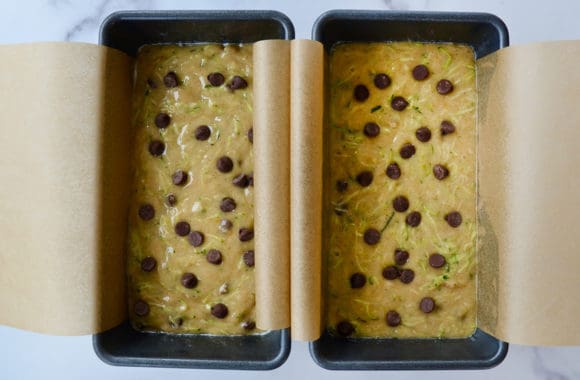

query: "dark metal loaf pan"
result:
(311, 10), (509, 370)
(93, 10), (294, 370)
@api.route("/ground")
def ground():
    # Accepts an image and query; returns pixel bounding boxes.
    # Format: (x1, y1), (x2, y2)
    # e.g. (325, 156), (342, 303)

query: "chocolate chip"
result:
(243, 250), (255, 267)
(219, 219), (233, 232)
(134, 300), (150, 316)
(437, 79), (454, 95)
(353, 84), (369, 102)
(175, 221), (191, 236)
(374, 73), (391, 89)
(138, 204), (155, 221)
(181, 272), (198, 289)
(166, 194), (177, 206)
(220, 197), (236, 212)
(207, 72), (225, 86)
(188, 231), (205, 247)
(412, 64), (430, 81)
(206, 249), (223, 265)
(399, 269), (415, 284)
(386, 163), (401, 179)
(147, 78), (157, 88)
(415, 127), (432, 142)
(248, 128), (253, 143)
(148, 140), (165, 156)
(420, 297), (436, 313)
(336, 179), (348, 193)
(211, 303), (228, 318)
(350, 272), (366, 288)
(391, 96), (409, 111)
(228, 76), (248, 90)
(386, 310), (401, 327)
(217, 156), (234, 173)
(394, 249), (409, 266)
(337, 321), (355, 336)
(399, 143), (416, 159)
(141, 256), (157, 272)
(242, 320), (256, 330)
(363, 122), (380, 137)
(382, 266), (400, 280)
(239, 228), (254, 242)
(429, 253), (446, 268)
(433, 164), (450, 180)
(441, 120), (456, 135)
(248, 173), (254, 187)
(195, 125), (211, 140)
(163, 71), (179, 88)
(356, 171), (373, 187)
(445, 211), (463, 227)
(406, 211), (422, 227)
(154, 112), (171, 128)
(172, 170), (188, 186)
(392, 196), (409, 212)
(232, 174), (250, 188)
(363, 228), (381, 245)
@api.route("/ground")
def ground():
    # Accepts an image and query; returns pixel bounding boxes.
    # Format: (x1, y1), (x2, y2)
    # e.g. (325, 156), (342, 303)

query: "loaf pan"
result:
(310, 10), (509, 370)
(93, 10), (294, 370)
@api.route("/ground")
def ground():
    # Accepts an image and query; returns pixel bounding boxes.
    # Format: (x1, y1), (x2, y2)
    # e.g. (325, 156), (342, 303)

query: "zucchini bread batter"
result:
(326, 42), (477, 338)
(127, 44), (257, 334)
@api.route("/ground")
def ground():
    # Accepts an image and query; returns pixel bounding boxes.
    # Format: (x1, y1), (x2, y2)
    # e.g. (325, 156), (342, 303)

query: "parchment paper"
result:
(0, 42), (132, 335)
(253, 40), (291, 330)
(477, 40), (580, 345)
(290, 40), (324, 341)
(3, 38), (580, 346)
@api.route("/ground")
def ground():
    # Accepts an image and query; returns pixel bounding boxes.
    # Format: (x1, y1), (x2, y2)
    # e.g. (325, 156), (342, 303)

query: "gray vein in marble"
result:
(48, 0), (73, 8)
(63, 0), (112, 41)
(60, 0), (153, 41)
(383, 0), (414, 10)
(533, 347), (569, 380)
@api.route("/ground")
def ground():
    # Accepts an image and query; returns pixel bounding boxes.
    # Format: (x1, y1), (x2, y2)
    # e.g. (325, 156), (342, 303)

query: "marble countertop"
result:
(1, 0), (579, 379)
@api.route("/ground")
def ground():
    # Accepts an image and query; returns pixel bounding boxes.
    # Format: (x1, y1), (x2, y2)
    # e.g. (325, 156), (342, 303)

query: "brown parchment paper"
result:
(477, 40), (580, 345)
(290, 40), (324, 341)
(253, 40), (291, 330)
(0, 42), (133, 335)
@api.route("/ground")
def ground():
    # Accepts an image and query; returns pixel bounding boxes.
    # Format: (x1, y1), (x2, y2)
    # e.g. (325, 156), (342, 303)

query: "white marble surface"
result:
(1, 0), (580, 379)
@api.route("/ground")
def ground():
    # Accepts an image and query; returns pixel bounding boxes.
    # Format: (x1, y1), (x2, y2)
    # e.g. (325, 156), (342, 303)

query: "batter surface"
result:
(127, 44), (257, 334)
(326, 42), (477, 338)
